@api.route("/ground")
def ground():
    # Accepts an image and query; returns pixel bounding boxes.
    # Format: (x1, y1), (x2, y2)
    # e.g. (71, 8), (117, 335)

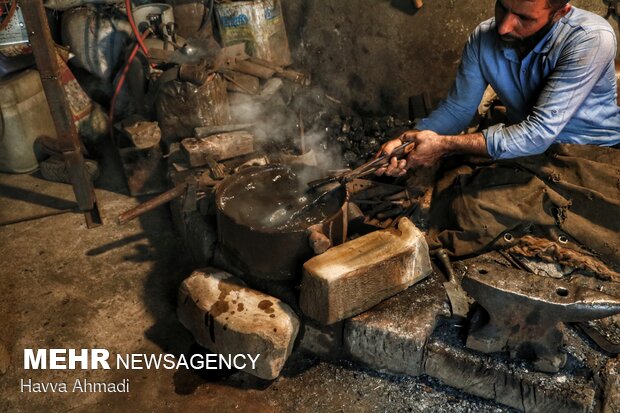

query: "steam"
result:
(228, 82), (347, 174)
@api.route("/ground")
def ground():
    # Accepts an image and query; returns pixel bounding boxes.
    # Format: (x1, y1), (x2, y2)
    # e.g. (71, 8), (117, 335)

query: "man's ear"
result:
(552, 4), (571, 22)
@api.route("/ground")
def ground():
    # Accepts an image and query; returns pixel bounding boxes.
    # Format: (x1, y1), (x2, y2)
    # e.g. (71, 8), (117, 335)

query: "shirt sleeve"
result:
(416, 25), (489, 135)
(483, 28), (617, 159)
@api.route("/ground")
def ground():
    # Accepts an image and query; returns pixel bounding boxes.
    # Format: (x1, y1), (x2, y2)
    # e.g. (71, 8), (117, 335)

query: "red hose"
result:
(125, 0), (149, 56)
(109, 29), (150, 138)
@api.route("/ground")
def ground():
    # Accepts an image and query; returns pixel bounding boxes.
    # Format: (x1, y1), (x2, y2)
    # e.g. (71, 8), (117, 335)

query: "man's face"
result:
(495, 0), (565, 48)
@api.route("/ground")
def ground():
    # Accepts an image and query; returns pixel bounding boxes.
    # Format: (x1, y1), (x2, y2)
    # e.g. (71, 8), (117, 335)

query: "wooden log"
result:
(177, 268), (300, 380)
(194, 123), (254, 138)
(300, 218), (432, 325)
(181, 131), (254, 166)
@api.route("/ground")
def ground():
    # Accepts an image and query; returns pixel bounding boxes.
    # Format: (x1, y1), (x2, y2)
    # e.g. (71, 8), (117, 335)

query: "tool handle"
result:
(343, 140), (414, 180)
(434, 248), (457, 282)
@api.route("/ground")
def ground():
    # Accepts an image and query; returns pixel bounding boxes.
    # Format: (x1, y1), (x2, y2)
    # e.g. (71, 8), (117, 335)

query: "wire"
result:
(125, 0), (149, 56)
(108, 29), (151, 140)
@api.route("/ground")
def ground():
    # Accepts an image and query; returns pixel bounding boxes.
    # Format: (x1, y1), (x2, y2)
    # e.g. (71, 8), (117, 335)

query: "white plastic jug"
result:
(0, 69), (55, 173)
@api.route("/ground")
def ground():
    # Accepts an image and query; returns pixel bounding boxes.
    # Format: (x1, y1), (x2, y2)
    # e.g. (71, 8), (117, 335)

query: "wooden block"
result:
(123, 121), (161, 149)
(300, 218), (432, 325)
(181, 131), (254, 166)
(177, 268), (300, 380)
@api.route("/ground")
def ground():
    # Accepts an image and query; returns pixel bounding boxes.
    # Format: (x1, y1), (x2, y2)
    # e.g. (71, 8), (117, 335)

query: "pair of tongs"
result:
(307, 140), (415, 190)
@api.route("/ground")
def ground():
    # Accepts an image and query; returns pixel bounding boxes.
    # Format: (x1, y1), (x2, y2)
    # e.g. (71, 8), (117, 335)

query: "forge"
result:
(1, 0), (619, 412)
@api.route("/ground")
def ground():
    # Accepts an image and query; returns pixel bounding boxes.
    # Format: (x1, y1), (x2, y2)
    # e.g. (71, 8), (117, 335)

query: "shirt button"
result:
(551, 110), (558, 114)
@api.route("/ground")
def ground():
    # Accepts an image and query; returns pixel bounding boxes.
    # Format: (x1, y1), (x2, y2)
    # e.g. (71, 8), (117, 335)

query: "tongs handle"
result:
(342, 140), (414, 180)
(307, 140), (414, 189)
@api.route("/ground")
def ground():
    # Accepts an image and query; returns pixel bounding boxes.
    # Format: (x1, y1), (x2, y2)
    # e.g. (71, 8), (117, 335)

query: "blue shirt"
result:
(416, 7), (620, 159)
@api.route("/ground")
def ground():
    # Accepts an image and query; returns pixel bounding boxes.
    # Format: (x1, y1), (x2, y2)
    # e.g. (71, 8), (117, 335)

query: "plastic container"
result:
(215, 0), (292, 67)
(0, 69), (55, 173)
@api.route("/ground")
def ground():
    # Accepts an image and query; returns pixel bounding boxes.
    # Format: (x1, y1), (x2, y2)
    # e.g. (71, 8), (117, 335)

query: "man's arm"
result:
(379, 25), (617, 176)
(485, 28), (617, 159)
(376, 24), (490, 177)
(416, 24), (489, 135)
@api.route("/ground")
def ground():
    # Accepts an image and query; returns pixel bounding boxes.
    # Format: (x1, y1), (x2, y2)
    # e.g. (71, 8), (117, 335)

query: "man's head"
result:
(495, 0), (571, 50)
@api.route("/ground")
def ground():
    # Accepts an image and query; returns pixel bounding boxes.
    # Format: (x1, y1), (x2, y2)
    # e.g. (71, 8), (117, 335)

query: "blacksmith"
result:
(377, 0), (620, 272)
(378, 0), (620, 175)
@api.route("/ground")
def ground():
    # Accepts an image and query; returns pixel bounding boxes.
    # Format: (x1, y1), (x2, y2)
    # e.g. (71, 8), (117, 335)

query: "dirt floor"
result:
(0, 149), (514, 412)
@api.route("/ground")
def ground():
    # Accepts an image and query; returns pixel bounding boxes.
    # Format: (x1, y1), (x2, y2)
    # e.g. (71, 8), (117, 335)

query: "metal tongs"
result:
(307, 140), (415, 190)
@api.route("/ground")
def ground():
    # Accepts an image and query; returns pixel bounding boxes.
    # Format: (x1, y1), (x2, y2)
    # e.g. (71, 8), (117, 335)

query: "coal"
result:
(324, 114), (413, 169)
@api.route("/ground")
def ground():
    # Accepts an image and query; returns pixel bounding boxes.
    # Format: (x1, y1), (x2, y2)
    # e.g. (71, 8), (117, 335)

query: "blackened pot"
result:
(215, 164), (348, 281)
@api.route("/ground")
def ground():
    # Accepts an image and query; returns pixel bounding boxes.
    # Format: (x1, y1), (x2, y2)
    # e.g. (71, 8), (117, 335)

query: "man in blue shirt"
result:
(378, 0), (620, 177)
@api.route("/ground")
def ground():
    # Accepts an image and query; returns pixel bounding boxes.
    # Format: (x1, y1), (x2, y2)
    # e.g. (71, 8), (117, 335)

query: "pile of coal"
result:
(326, 115), (413, 168)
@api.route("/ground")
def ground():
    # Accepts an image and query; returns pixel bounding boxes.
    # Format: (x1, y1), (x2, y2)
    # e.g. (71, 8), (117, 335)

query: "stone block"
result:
(601, 356), (620, 413)
(177, 268), (300, 380)
(300, 218), (432, 325)
(344, 270), (449, 376)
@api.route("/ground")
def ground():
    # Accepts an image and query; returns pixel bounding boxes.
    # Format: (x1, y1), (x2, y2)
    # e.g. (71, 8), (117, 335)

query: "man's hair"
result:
(547, 0), (569, 9)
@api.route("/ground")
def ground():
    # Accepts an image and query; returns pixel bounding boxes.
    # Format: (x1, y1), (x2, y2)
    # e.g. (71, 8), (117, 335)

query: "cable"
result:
(125, 0), (149, 56)
(108, 29), (151, 139)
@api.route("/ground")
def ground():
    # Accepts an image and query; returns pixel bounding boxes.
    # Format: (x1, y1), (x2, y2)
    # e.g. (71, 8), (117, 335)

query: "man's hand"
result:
(373, 135), (408, 177)
(375, 130), (489, 176)
(375, 130), (448, 176)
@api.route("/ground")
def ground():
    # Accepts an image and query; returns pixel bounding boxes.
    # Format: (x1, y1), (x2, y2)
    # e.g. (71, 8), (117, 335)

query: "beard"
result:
(498, 17), (556, 52)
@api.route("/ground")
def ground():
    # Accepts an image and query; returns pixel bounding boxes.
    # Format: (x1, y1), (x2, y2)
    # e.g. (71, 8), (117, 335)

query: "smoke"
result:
(227, 81), (347, 174)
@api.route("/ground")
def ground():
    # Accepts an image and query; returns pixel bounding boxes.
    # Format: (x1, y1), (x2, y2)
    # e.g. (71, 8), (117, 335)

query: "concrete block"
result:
(344, 270), (449, 376)
(177, 268), (300, 380)
(300, 218), (432, 325)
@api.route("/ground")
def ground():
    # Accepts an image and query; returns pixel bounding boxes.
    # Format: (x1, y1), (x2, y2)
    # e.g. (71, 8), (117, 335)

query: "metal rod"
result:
(117, 183), (187, 225)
